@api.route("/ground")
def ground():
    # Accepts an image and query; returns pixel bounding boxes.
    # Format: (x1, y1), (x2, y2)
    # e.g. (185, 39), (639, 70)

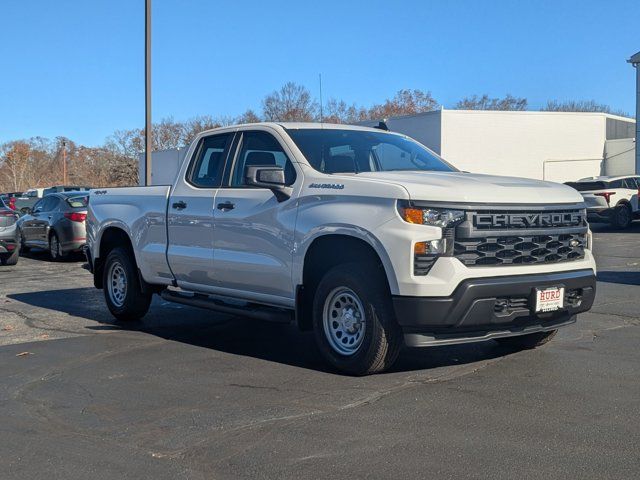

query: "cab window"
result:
(229, 131), (296, 187)
(187, 133), (234, 188)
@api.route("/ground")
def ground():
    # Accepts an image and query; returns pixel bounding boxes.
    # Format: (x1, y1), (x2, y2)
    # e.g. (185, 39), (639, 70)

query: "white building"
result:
(362, 109), (636, 183)
(140, 109), (636, 185)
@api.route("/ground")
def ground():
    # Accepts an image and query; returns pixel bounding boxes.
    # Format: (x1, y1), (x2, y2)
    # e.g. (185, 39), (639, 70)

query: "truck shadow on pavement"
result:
(8, 287), (513, 375)
(596, 271), (640, 286)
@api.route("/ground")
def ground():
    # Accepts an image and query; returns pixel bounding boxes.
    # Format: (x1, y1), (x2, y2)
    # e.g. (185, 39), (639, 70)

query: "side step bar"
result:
(160, 289), (294, 323)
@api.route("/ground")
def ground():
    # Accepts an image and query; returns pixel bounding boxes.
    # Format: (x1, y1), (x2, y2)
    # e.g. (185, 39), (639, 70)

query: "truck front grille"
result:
(452, 206), (587, 268)
(454, 233), (586, 266)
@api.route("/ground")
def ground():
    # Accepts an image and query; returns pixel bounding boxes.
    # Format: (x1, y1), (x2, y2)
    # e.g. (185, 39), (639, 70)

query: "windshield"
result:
(286, 128), (456, 174)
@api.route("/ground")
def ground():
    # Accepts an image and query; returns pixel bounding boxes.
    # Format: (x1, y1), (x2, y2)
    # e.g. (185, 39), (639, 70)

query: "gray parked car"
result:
(18, 192), (89, 260)
(0, 197), (20, 265)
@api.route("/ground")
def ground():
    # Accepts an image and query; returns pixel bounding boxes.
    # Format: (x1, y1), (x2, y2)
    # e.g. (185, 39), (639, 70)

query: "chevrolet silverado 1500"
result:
(86, 123), (596, 374)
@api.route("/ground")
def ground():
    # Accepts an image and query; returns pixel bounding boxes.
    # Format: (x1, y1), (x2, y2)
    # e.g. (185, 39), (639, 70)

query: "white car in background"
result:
(565, 175), (640, 229)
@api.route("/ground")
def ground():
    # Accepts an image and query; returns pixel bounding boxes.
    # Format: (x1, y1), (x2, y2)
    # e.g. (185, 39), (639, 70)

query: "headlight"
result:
(399, 204), (465, 228)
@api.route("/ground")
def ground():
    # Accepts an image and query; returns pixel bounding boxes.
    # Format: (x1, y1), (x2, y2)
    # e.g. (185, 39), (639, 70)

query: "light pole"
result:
(144, 0), (152, 185)
(62, 140), (67, 184)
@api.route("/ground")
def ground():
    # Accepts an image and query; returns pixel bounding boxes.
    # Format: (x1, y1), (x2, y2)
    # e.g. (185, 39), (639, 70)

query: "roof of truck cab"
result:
(198, 122), (393, 136)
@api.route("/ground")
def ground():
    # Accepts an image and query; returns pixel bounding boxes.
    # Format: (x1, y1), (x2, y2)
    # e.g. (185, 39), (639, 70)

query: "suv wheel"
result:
(611, 204), (632, 229)
(102, 247), (152, 321)
(495, 329), (557, 349)
(312, 262), (402, 375)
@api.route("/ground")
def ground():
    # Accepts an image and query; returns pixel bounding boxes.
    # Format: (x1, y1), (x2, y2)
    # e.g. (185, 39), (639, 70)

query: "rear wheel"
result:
(312, 262), (402, 375)
(611, 203), (632, 229)
(495, 329), (557, 349)
(102, 247), (152, 321)
(49, 232), (65, 261)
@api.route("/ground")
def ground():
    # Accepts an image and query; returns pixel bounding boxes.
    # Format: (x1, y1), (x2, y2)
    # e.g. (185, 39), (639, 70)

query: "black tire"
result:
(18, 230), (29, 253)
(0, 247), (19, 266)
(611, 203), (632, 229)
(102, 247), (152, 321)
(495, 329), (557, 349)
(312, 262), (402, 375)
(49, 231), (65, 261)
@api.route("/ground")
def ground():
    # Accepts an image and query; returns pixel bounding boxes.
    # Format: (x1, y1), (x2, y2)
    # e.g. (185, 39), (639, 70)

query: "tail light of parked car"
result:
(8, 197), (16, 210)
(64, 212), (87, 222)
(594, 192), (616, 205)
(0, 209), (18, 226)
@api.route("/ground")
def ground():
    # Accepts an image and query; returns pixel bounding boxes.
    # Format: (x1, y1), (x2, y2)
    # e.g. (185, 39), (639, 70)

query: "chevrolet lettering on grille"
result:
(474, 212), (583, 229)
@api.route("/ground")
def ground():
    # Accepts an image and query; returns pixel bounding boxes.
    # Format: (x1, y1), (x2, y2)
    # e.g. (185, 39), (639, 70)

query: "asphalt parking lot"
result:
(0, 226), (639, 480)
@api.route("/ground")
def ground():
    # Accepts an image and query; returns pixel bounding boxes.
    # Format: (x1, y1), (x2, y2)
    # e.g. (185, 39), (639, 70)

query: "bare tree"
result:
(367, 89), (439, 119)
(237, 109), (262, 124)
(322, 99), (368, 124)
(262, 82), (318, 122)
(456, 94), (527, 111)
(542, 100), (629, 117)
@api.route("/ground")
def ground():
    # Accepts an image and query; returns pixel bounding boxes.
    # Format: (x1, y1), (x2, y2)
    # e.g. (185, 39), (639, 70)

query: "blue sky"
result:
(1, 0), (639, 146)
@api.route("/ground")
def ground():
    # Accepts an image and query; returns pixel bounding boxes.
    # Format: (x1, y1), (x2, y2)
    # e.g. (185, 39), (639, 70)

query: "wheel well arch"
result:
(93, 227), (135, 289)
(296, 234), (391, 331)
(615, 199), (632, 207)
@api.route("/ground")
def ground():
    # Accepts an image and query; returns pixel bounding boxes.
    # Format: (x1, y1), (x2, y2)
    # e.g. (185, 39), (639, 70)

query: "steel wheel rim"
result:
(107, 261), (128, 308)
(323, 287), (366, 356)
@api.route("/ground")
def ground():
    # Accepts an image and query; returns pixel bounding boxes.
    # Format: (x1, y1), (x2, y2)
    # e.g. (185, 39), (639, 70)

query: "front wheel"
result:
(495, 329), (557, 349)
(312, 262), (402, 375)
(102, 247), (152, 321)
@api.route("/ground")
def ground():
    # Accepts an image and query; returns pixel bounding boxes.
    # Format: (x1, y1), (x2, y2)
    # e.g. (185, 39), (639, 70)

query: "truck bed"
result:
(89, 186), (173, 285)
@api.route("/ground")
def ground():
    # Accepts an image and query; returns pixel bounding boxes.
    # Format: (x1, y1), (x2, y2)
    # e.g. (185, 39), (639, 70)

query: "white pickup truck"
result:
(86, 122), (596, 374)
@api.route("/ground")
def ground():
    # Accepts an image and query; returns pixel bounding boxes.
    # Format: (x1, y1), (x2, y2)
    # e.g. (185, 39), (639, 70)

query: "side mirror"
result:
(245, 166), (292, 202)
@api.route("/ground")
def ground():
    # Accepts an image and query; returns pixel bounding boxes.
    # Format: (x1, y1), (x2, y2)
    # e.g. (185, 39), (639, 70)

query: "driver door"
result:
(212, 129), (299, 304)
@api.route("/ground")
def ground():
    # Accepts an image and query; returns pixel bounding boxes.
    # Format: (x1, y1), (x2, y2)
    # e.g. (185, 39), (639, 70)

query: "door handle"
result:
(172, 201), (187, 210)
(217, 201), (235, 211)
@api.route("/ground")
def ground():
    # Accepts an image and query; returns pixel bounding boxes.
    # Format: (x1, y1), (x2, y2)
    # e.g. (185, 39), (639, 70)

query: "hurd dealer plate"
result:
(535, 287), (564, 312)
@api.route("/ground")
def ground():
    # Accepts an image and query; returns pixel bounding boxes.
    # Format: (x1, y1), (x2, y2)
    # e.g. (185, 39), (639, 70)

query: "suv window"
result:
(609, 180), (625, 189)
(622, 178), (638, 189)
(230, 131), (296, 187)
(187, 133), (234, 188)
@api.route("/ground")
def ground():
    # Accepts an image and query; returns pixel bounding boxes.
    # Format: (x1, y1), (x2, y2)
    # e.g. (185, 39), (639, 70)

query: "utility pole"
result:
(62, 140), (67, 184)
(144, 0), (152, 185)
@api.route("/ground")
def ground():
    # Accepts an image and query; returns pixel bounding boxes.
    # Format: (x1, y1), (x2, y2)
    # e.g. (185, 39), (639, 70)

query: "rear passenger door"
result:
(166, 132), (236, 291)
(211, 129), (299, 304)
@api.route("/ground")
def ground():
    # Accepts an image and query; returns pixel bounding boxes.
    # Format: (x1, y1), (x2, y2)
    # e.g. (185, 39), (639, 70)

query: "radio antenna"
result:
(319, 73), (324, 123)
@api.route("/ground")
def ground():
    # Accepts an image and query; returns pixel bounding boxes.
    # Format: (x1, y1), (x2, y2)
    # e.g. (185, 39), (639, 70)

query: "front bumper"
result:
(394, 269), (596, 347)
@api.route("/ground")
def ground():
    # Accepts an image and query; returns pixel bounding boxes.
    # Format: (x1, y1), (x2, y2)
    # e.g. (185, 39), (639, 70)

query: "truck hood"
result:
(355, 171), (584, 204)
